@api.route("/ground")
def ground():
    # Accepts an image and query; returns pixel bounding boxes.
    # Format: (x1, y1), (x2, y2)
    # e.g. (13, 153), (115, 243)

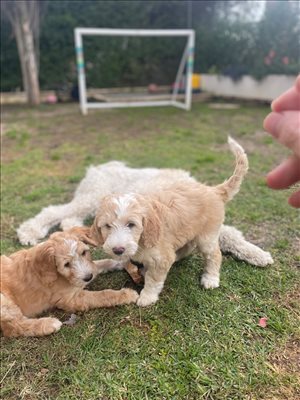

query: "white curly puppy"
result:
(91, 138), (249, 306)
(17, 161), (273, 267)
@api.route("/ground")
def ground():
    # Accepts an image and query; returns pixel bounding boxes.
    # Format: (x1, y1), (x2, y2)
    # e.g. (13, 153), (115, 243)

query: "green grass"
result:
(1, 102), (299, 399)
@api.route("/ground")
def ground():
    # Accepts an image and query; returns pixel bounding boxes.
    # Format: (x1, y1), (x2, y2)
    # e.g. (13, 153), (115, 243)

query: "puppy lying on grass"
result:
(17, 160), (273, 268)
(0, 230), (138, 337)
(90, 137), (249, 306)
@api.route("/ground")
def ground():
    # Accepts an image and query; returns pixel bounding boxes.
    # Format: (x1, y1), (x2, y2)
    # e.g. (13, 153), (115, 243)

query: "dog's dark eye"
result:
(127, 222), (135, 229)
(81, 250), (87, 256)
(64, 262), (71, 268)
(105, 224), (111, 229)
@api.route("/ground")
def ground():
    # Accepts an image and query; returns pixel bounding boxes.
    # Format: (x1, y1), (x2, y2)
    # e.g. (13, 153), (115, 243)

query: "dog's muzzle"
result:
(112, 247), (125, 255)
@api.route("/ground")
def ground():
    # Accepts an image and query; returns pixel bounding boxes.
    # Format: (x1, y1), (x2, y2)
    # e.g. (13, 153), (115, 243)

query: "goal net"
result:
(74, 28), (195, 115)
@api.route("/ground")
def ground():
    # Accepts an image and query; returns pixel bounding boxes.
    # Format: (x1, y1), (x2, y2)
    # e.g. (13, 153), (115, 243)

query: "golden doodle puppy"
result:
(91, 137), (249, 307)
(0, 229), (138, 337)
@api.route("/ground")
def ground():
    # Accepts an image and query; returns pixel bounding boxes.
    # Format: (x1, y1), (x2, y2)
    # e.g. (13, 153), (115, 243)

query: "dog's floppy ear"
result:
(141, 201), (161, 248)
(64, 226), (99, 247)
(91, 217), (104, 246)
(31, 242), (57, 286)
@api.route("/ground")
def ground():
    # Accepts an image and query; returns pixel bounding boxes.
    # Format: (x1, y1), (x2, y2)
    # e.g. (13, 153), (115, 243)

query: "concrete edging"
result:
(200, 74), (297, 102)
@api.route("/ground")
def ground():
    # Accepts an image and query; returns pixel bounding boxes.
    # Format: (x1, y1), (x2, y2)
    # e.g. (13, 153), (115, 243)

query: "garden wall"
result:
(200, 74), (297, 102)
(1, 75), (297, 104)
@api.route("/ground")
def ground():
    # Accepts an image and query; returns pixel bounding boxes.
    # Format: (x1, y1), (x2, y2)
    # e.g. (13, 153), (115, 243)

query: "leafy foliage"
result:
(1, 0), (299, 91)
(251, 0), (300, 79)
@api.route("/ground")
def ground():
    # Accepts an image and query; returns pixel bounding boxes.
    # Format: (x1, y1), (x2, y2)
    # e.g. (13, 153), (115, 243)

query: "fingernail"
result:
(263, 112), (282, 137)
(270, 99), (277, 111)
(296, 75), (300, 92)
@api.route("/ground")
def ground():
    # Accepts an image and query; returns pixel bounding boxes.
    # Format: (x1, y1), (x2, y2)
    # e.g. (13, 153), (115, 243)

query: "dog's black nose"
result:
(113, 246), (125, 255)
(83, 273), (93, 282)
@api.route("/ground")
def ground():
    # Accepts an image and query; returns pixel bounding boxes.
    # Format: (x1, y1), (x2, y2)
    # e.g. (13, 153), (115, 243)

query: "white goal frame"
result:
(74, 28), (195, 115)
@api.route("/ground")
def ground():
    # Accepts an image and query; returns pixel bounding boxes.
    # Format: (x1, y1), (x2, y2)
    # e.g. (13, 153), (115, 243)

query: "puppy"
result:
(91, 137), (248, 306)
(17, 161), (273, 268)
(67, 227), (145, 284)
(0, 230), (138, 337)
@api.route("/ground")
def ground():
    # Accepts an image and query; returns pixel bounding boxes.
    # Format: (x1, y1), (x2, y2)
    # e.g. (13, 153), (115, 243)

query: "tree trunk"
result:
(15, 1), (40, 105)
(14, 17), (29, 96)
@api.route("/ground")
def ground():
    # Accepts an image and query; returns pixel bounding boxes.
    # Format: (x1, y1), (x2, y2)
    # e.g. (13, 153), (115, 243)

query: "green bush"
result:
(1, 1), (299, 91)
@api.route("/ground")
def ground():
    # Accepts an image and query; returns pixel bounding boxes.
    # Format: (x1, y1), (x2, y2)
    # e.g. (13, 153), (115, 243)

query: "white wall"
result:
(201, 74), (297, 102)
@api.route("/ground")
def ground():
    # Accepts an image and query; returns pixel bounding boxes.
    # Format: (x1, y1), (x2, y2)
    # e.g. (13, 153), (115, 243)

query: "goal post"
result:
(74, 28), (195, 115)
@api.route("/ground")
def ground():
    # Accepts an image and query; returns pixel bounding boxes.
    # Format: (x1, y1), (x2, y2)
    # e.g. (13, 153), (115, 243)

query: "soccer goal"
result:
(74, 28), (195, 115)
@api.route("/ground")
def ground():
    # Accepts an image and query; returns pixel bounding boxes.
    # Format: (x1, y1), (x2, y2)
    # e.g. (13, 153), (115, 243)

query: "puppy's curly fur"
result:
(92, 138), (249, 306)
(17, 161), (273, 267)
(0, 229), (138, 337)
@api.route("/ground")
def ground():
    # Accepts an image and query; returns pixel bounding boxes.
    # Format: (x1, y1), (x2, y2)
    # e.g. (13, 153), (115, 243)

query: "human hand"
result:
(263, 75), (300, 208)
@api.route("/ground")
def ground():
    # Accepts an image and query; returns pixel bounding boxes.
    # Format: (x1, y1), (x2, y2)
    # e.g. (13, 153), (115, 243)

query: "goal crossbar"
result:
(74, 28), (195, 115)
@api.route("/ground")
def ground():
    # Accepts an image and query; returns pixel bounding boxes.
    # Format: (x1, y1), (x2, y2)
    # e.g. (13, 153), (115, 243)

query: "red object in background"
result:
(282, 56), (289, 65)
(46, 94), (57, 104)
(268, 49), (276, 59)
(171, 81), (185, 90)
(148, 83), (158, 93)
(258, 317), (268, 328)
(264, 56), (271, 65)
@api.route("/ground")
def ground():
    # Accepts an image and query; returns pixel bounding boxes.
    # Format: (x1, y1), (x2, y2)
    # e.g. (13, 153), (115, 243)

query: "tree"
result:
(254, 0), (300, 77)
(1, 0), (298, 92)
(1, 0), (42, 105)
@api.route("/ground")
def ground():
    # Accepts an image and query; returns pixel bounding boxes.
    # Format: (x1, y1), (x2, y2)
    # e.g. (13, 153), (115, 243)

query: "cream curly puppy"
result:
(17, 161), (273, 268)
(91, 138), (248, 307)
(0, 229), (138, 337)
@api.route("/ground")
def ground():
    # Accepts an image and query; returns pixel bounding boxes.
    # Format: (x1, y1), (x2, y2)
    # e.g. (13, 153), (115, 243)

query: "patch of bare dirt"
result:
(265, 288), (300, 399)
(291, 237), (300, 265)
(216, 130), (271, 154)
(257, 333), (300, 400)
(208, 102), (240, 110)
(243, 220), (276, 249)
(271, 339), (300, 375)
(274, 288), (300, 316)
(119, 314), (151, 333)
(0, 215), (17, 241)
(260, 387), (300, 400)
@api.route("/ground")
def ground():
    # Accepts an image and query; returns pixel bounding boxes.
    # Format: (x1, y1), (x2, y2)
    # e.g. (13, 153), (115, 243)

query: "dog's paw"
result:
(94, 259), (125, 274)
(201, 274), (220, 289)
(17, 229), (39, 246)
(262, 252), (274, 266)
(120, 288), (139, 304)
(17, 220), (49, 245)
(250, 251), (274, 267)
(137, 291), (159, 307)
(109, 260), (127, 271)
(41, 317), (63, 335)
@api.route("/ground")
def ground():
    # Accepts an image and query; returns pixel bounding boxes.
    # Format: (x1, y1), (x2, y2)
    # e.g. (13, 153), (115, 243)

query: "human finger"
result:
(266, 155), (300, 190)
(271, 75), (300, 112)
(263, 111), (300, 157)
(288, 190), (300, 208)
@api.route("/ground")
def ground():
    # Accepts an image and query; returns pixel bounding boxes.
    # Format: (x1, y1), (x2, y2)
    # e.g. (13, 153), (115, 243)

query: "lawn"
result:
(1, 101), (299, 400)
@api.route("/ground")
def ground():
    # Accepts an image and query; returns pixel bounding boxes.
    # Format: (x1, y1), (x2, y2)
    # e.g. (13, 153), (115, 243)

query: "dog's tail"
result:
(216, 137), (248, 203)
